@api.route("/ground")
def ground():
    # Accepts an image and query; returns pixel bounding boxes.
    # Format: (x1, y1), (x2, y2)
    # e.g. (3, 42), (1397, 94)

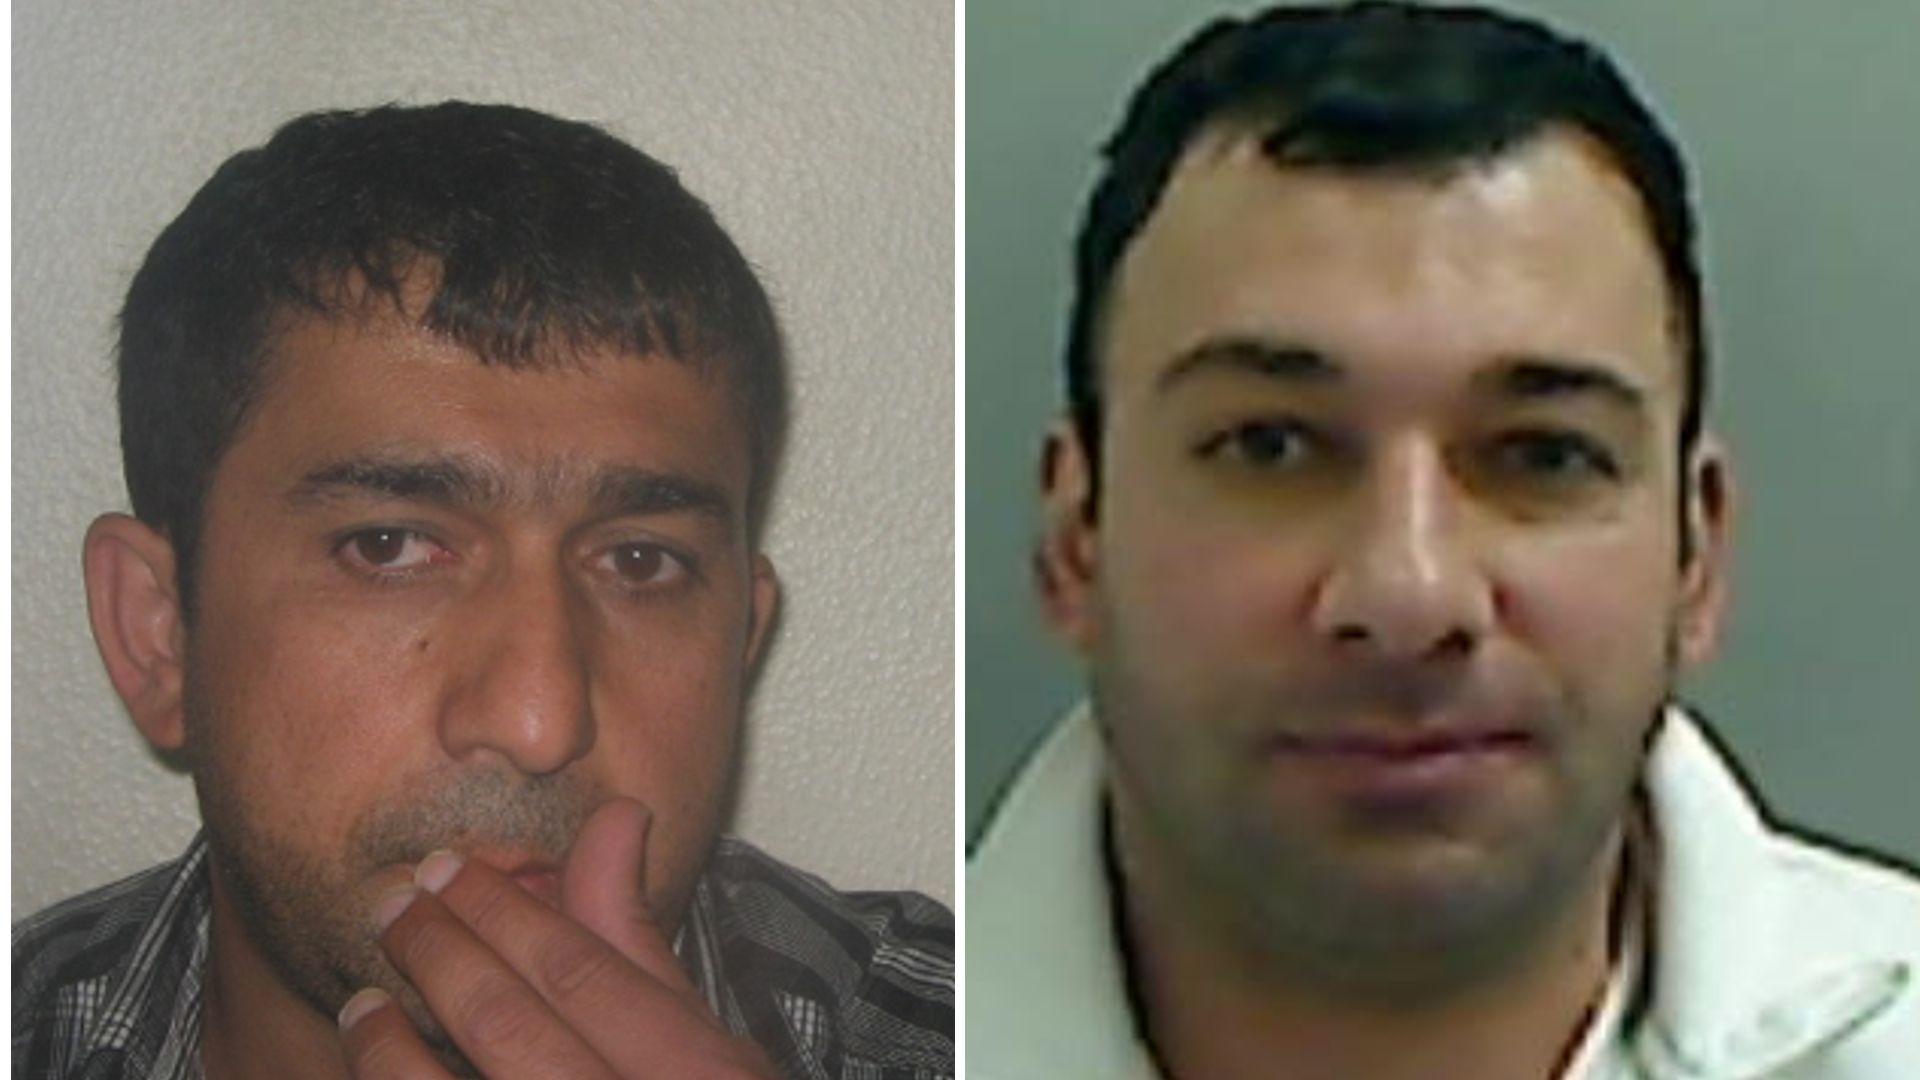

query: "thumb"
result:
(561, 797), (696, 996)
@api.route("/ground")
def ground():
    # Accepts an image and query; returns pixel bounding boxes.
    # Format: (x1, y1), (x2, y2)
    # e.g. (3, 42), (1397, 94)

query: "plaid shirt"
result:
(13, 833), (953, 1079)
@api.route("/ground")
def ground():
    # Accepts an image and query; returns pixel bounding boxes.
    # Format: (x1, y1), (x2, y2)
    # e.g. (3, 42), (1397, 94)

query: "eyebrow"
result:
(1479, 357), (1649, 414)
(1155, 338), (1343, 394)
(584, 467), (734, 527)
(293, 458), (497, 505)
(1155, 339), (1650, 416)
(289, 454), (735, 530)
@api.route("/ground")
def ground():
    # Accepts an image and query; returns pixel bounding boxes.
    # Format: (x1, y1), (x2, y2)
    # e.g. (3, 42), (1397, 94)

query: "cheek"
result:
(593, 653), (739, 792)
(1498, 528), (1678, 702)
(188, 585), (437, 831)
(589, 596), (751, 779)
(1102, 508), (1321, 681)
(1096, 434), (1340, 674)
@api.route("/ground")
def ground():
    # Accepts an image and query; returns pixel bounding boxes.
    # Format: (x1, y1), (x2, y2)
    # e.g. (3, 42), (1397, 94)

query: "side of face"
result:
(87, 304), (776, 1022)
(1040, 126), (1732, 982)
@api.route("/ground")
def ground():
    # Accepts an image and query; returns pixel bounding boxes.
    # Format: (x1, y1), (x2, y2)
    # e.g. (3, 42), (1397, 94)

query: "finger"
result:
(429, 851), (765, 1077)
(561, 798), (693, 997)
(337, 988), (456, 1080)
(378, 885), (619, 1080)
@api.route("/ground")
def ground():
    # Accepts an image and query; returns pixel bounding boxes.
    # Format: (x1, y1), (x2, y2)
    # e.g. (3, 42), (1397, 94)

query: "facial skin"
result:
(86, 297), (777, 1072)
(1041, 125), (1732, 1014)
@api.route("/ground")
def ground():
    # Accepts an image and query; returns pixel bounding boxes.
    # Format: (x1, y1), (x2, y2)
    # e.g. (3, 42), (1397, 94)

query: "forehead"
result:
(224, 309), (752, 508)
(1101, 125), (1680, 409)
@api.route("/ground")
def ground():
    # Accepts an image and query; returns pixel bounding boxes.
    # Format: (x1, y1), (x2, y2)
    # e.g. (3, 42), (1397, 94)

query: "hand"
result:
(337, 798), (776, 1078)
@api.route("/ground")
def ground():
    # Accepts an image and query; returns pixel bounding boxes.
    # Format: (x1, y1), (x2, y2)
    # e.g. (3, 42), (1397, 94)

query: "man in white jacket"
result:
(968, 4), (1920, 1077)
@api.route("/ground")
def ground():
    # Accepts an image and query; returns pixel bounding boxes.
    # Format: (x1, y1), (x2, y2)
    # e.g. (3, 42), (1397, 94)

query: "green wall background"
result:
(966, 0), (1920, 864)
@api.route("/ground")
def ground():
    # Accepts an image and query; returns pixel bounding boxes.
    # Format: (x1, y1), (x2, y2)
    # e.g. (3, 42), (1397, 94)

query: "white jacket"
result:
(968, 706), (1920, 1078)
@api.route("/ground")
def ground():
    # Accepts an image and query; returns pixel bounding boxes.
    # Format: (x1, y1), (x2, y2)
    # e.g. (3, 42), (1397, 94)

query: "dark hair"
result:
(1066, 1), (1705, 502)
(118, 101), (786, 610)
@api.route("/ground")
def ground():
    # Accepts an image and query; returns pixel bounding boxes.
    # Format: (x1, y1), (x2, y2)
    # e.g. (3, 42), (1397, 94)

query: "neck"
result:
(200, 869), (352, 1080)
(1113, 805), (1631, 1080)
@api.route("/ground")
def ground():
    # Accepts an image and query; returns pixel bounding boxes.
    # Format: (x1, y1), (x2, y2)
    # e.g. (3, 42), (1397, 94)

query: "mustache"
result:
(349, 769), (605, 869)
(1268, 662), (1549, 733)
(1299, 668), (1485, 715)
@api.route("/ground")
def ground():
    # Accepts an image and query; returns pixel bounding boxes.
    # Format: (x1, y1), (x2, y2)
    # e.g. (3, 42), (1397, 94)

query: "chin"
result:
(206, 830), (380, 1010)
(1224, 812), (1617, 994)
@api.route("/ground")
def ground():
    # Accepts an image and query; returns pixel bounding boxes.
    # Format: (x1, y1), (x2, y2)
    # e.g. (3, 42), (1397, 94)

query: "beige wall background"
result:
(12, 0), (954, 914)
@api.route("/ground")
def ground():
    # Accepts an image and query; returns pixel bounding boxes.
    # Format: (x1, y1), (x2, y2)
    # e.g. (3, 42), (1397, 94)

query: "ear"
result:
(83, 513), (190, 751)
(1676, 435), (1735, 669)
(1035, 420), (1103, 655)
(744, 553), (781, 671)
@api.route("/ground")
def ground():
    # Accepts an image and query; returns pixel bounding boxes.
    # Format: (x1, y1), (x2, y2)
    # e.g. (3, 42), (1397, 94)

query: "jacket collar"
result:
(969, 705), (1910, 1079)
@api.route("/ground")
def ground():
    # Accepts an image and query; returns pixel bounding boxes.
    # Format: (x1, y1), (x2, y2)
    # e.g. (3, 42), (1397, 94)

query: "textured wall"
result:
(12, 0), (953, 914)
(967, 0), (1920, 863)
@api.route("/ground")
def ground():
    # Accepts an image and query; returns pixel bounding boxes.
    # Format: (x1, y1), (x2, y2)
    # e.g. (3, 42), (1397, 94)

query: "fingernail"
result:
(415, 849), (463, 894)
(374, 885), (417, 932)
(338, 987), (389, 1031)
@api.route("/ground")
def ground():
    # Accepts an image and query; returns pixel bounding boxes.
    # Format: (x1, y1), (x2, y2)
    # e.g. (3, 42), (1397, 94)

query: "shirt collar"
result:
(968, 703), (1161, 1078)
(81, 832), (213, 1080)
(1629, 709), (1910, 1077)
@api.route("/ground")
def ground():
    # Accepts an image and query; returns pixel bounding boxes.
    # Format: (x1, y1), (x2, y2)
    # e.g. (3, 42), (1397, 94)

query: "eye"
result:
(336, 528), (452, 576)
(1196, 419), (1320, 468)
(595, 542), (693, 588)
(1487, 430), (1621, 481)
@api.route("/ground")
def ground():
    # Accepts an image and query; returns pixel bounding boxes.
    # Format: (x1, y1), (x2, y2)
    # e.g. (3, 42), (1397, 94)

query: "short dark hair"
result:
(1066, 1), (1704, 500)
(118, 101), (786, 610)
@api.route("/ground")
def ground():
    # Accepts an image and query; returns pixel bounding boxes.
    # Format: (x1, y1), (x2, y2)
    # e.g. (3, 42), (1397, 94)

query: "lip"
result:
(1270, 729), (1537, 761)
(461, 849), (565, 908)
(1264, 728), (1540, 812)
(507, 868), (563, 909)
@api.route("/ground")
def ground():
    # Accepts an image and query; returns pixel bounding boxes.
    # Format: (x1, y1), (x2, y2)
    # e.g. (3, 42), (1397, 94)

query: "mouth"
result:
(1263, 728), (1541, 813)
(1271, 729), (1537, 761)
(454, 849), (565, 909)
(505, 867), (563, 909)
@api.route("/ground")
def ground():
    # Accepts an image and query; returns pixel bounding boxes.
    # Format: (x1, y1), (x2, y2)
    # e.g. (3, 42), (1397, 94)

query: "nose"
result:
(438, 563), (596, 776)
(1310, 438), (1495, 662)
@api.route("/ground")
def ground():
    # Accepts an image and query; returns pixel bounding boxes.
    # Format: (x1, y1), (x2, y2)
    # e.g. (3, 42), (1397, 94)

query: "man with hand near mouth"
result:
(968, 4), (1919, 1078)
(14, 102), (953, 1079)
